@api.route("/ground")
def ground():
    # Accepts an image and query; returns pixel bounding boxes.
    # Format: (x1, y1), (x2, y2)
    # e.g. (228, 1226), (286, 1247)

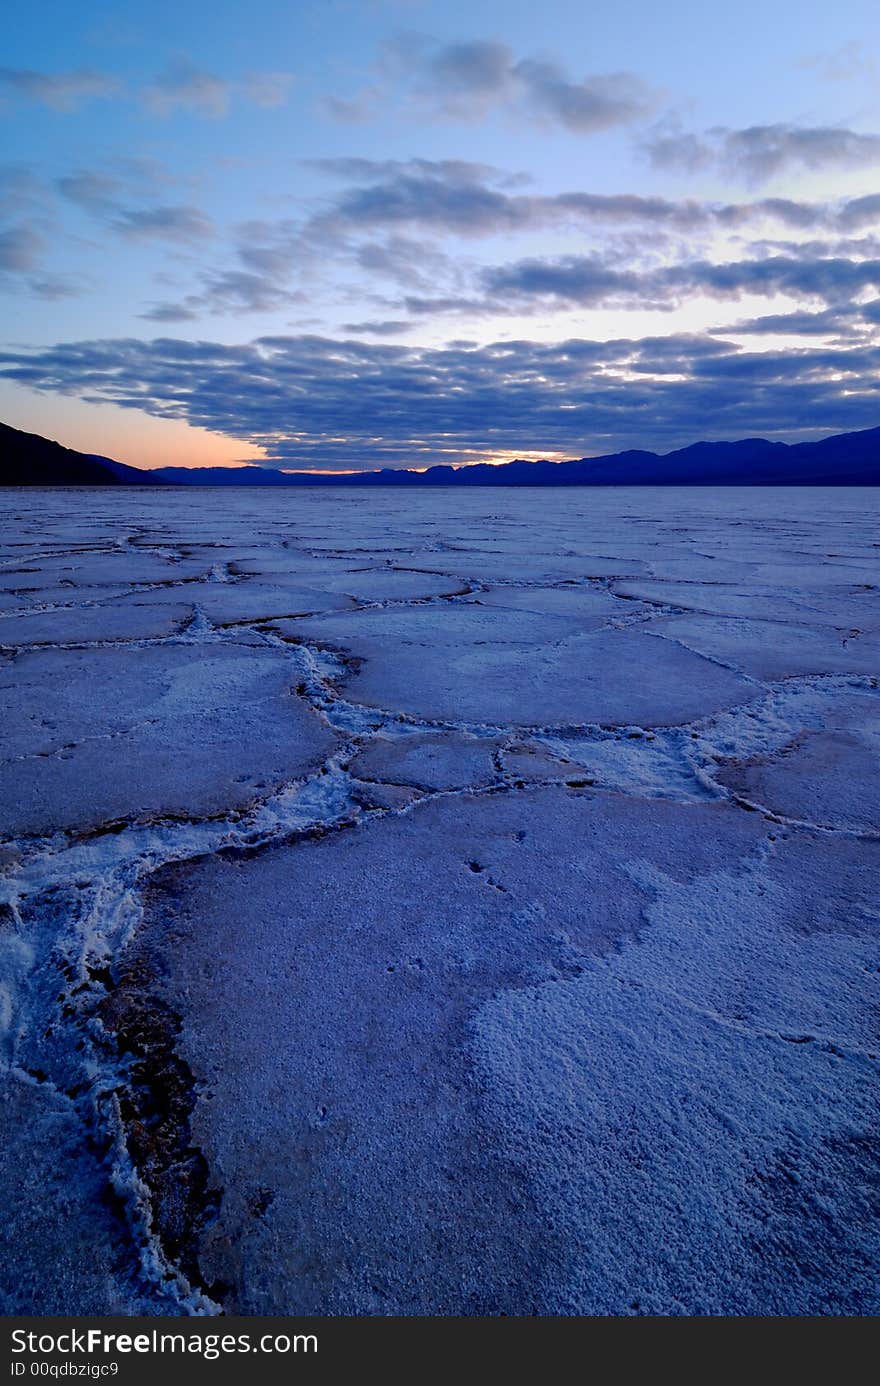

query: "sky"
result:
(3, 0), (880, 470)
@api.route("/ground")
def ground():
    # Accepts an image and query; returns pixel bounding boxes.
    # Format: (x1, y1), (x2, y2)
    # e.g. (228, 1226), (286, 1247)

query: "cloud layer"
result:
(5, 29), (880, 470)
(644, 123), (880, 184)
(4, 329), (879, 468)
(0, 60), (293, 117)
(334, 36), (659, 133)
(131, 156), (880, 323)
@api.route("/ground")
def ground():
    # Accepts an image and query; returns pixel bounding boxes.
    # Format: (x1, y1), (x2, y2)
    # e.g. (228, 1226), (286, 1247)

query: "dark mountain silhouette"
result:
(0, 422), (160, 486)
(151, 426), (880, 485)
(2, 418), (879, 486)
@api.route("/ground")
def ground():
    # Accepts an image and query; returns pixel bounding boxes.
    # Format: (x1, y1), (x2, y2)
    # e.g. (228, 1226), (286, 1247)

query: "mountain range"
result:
(2, 418), (879, 487)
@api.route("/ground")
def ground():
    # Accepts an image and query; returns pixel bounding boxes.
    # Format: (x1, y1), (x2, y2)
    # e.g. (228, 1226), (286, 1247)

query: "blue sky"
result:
(3, 0), (880, 468)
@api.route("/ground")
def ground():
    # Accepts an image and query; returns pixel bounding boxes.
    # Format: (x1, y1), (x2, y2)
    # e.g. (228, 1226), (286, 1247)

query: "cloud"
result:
(482, 251), (880, 310)
(381, 35), (511, 119)
(0, 223), (43, 273)
(0, 61), (294, 119)
(0, 66), (121, 110)
(402, 294), (494, 317)
(322, 89), (383, 124)
(199, 181), (480, 312)
(5, 329), (880, 469)
(0, 223), (83, 299)
(55, 167), (212, 243)
(112, 152), (880, 327)
(836, 194), (880, 230)
(720, 307), (862, 337)
(43, 146), (880, 332)
(342, 320), (412, 336)
(235, 238), (298, 278)
(309, 156), (505, 184)
(139, 303), (199, 323)
(303, 162), (530, 260)
(337, 35), (658, 133)
(483, 254), (641, 306)
(195, 270), (299, 312)
(142, 59), (293, 118)
(142, 60), (232, 117)
(111, 205), (212, 241)
(644, 122), (880, 184)
(321, 165), (526, 236)
(353, 235), (459, 290)
(425, 38), (511, 107)
(303, 158), (880, 248)
(57, 170), (123, 215)
(513, 60), (657, 133)
(142, 267), (303, 320)
(25, 273), (82, 300)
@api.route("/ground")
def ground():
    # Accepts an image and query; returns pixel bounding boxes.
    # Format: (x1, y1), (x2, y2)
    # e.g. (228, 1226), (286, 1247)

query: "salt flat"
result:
(0, 485), (877, 1315)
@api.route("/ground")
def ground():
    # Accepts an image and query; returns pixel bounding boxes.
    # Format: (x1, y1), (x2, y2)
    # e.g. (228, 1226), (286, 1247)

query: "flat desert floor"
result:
(0, 485), (878, 1315)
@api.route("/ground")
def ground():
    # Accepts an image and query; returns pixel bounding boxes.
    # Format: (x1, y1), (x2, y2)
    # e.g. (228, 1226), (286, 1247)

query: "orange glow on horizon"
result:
(0, 383), (579, 474)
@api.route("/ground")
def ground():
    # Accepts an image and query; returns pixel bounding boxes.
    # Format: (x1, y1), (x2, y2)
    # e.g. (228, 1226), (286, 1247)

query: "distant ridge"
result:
(0, 421), (160, 486)
(2, 418), (879, 486)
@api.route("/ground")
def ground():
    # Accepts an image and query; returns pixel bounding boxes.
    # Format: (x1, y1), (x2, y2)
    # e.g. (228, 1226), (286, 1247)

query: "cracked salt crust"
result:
(0, 485), (878, 1315)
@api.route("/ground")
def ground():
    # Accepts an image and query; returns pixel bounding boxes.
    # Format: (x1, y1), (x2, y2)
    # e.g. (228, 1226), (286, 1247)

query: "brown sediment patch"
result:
(96, 955), (226, 1300)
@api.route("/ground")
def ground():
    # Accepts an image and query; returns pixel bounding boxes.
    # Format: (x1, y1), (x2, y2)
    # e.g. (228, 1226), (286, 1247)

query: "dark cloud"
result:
(0, 66), (121, 110)
(482, 251), (880, 310)
(339, 35), (658, 133)
(303, 159), (880, 246)
(402, 294), (496, 317)
(484, 255), (641, 306)
(131, 213), (309, 320)
(0, 223), (83, 300)
(513, 60), (656, 134)
(142, 268), (303, 320)
(309, 157), (507, 184)
(0, 224), (43, 273)
(644, 122), (880, 184)
(123, 155), (880, 324)
(236, 240), (298, 278)
(142, 61), (232, 117)
(25, 273), (82, 300)
(57, 171), (122, 215)
(720, 301), (880, 340)
(716, 197), (828, 231)
(323, 91), (379, 124)
(56, 168), (212, 243)
(666, 254), (880, 305)
(721, 307), (861, 337)
(836, 194), (880, 230)
(195, 270), (299, 312)
(342, 320), (413, 336)
(56, 157), (179, 207)
(4, 330), (880, 469)
(40, 149), (880, 330)
(142, 59), (293, 118)
(139, 303), (199, 323)
(111, 205), (212, 241)
(321, 167), (526, 236)
(354, 236), (459, 290)
(46, 149), (880, 330)
(0, 62), (292, 118)
(420, 38), (511, 114)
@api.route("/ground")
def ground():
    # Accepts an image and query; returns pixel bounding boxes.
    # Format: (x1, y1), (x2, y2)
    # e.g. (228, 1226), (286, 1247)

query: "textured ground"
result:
(0, 485), (877, 1315)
